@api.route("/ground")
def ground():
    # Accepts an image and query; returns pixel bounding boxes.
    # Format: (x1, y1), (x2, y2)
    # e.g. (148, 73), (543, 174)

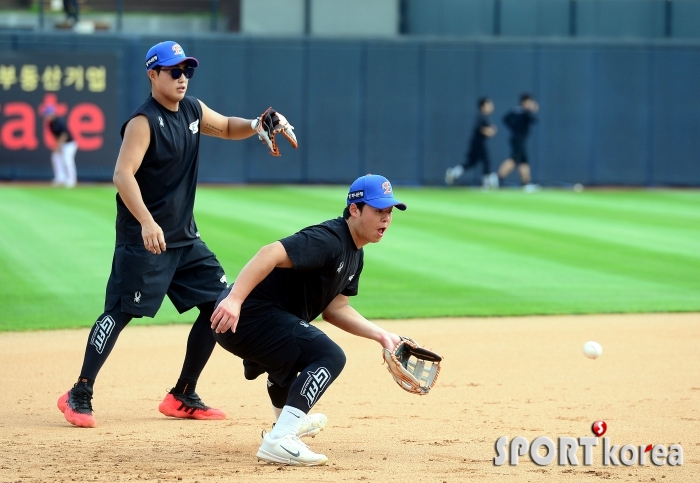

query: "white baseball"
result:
(583, 341), (602, 359)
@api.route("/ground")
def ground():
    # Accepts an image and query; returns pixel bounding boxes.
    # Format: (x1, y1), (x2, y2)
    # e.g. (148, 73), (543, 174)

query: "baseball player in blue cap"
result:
(57, 40), (297, 428)
(210, 174), (406, 466)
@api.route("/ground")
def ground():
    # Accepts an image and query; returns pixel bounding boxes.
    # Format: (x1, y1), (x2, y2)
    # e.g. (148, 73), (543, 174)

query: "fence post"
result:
(210, 0), (219, 32)
(38, 0), (44, 31)
(665, 0), (673, 38)
(116, 0), (123, 32)
(304, 0), (312, 35)
(493, 0), (501, 36)
(569, 0), (577, 37)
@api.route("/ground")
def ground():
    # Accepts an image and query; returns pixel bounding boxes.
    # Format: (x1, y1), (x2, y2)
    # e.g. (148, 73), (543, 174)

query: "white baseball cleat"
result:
(445, 168), (455, 185)
(257, 433), (328, 466)
(297, 413), (327, 438)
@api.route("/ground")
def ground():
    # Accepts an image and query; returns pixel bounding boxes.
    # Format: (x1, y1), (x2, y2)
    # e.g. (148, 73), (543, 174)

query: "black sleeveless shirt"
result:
(116, 95), (202, 247)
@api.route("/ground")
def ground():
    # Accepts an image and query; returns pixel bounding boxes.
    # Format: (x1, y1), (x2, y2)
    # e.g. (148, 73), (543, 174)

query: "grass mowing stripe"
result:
(409, 190), (700, 259)
(0, 185), (698, 330)
(360, 222), (697, 317)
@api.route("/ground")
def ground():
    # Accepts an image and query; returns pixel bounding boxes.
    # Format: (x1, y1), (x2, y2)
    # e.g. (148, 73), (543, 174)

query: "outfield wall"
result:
(1, 32), (700, 187)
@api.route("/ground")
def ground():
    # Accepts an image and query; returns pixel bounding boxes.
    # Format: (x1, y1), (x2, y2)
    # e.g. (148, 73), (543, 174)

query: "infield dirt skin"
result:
(1, 314), (698, 483)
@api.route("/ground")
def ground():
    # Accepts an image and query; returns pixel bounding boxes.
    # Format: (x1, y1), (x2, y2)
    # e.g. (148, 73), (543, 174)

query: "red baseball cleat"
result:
(57, 385), (97, 428)
(158, 390), (226, 420)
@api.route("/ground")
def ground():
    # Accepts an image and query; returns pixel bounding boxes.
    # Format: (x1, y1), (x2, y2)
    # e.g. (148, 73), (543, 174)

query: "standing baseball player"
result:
(43, 105), (78, 188)
(445, 97), (498, 188)
(495, 93), (539, 191)
(210, 174), (406, 466)
(57, 40), (297, 428)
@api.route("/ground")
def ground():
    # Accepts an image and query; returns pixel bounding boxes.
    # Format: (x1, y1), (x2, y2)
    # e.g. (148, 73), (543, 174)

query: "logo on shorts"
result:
(299, 321), (309, 328)
(336, 261), (344, 273)
(220, 274), (227, 285)
(89, 315), (115, 354)
(134, 291), (141, 304)
(300, 367), (331, 408)
(349, 274), (354, 281)
(189, 119), (199, 134)
(158, 116), (164, 128)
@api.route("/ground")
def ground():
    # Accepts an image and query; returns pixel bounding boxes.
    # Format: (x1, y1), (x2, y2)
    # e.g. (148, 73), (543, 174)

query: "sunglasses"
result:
(158, 66), (195, 79)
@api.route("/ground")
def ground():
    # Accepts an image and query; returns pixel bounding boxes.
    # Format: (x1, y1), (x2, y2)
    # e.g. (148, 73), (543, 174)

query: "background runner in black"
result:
(210, 174), (407, 466)
(445, 97), (498, 188)
(57, 40), (297, 429)
(496, 93), (539, 191)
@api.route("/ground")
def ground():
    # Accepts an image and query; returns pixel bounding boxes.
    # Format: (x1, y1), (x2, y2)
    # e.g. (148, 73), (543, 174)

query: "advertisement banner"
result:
(0, 52), (119, 181)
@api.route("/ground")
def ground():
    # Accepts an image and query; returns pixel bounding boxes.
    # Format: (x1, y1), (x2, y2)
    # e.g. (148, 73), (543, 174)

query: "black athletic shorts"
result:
(510, 138), (528, 164)
(104, 241), (226, 317)
(213, 285), (325, 387)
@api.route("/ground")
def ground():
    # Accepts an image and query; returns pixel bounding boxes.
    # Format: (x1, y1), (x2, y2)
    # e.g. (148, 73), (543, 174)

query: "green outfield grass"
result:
(0, 184), (698, 331)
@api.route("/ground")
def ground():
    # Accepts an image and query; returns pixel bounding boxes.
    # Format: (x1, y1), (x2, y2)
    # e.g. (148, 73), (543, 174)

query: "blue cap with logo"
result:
(145, 41), (199, 70)
(347, 174), (407, 211)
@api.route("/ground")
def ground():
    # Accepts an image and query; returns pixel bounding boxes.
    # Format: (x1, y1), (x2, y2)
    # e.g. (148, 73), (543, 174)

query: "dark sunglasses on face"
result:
(159, 66), (195, 79)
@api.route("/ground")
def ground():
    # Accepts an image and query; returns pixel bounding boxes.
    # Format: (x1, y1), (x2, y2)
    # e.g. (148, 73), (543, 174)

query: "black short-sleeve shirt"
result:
(469, 113), (491, 149)
(242, 217), (364, 322)
(503, 107), (537, 141)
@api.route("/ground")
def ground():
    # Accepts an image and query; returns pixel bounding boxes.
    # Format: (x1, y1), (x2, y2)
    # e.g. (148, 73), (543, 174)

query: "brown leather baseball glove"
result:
(383, 336), (442, 395)
(253, 106), (298, 156)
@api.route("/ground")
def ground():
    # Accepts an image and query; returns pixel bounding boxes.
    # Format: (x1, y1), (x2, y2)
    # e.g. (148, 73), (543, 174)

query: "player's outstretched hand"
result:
(141, 219), (166, 254)
(211, 297), (241, 333)
(253, 107), (298, 156)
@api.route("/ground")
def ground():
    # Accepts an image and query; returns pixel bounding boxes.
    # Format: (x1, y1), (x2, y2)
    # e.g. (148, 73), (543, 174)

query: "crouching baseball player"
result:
(211, 175), (442, 466)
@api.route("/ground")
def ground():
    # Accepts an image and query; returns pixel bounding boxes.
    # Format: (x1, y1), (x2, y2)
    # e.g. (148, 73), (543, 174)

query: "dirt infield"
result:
(1, 313), (698, 482)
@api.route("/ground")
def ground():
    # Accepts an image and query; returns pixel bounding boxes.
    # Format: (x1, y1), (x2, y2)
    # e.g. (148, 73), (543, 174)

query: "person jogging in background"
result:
(445, 97), (498, 188)
(495, 93), (539, 192)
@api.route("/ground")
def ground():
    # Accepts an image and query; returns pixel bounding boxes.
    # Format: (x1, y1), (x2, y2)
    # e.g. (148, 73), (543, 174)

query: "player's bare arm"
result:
(322, 294), (401, 351)
(113, 115), (166, 255)
(199, 100), (257, 140)
(211, 241), (293, 333)
(481, 125), (497, 137)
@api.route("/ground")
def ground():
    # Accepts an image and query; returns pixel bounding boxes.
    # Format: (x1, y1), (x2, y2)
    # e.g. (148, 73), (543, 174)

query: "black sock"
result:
(173, 380), (196, 395)
(75, 377), (95, 389)
(174, 302), (216, 393)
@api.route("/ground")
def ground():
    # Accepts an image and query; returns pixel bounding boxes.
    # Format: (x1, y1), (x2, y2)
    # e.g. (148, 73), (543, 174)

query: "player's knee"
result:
(324, 342), (346, 376)
(197, 301), (215, 318)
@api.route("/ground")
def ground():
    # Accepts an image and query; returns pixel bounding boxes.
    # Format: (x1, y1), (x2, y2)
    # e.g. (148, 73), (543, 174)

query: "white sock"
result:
(269, 405), (305, 439)
(452, 165), (464, 178)
(271, 404), (283, 421)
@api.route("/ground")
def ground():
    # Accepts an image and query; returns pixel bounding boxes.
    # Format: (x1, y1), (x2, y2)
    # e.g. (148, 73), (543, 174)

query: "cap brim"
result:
(159, 56), (199, 68)
(365, 198), (407, 211)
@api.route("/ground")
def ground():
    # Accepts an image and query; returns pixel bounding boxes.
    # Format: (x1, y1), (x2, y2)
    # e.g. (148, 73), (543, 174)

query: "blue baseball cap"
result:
(347, 174), (407, 211)
(145, 41), (199, 70)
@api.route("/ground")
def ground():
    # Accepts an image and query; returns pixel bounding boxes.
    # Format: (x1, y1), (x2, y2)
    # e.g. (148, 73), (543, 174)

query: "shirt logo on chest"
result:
(189, 119), (199, 134)
(158, 116), (164, 128)
(336, 261), (344, 274)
